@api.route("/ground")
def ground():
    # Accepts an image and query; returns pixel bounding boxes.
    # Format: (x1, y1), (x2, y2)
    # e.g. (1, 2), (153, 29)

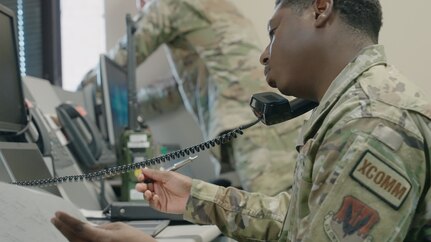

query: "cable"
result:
(11, 118), (262, 187)
(0, 107), (32, 138)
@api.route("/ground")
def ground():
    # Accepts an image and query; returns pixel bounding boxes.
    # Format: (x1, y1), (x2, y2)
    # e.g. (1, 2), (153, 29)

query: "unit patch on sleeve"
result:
(350, 151), (412, 209)
(324, 196), (379, 242)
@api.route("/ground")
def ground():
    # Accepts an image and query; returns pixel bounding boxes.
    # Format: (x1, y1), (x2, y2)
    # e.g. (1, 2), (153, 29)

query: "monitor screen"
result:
(98, 54), (128, 149)
(0, 5), (28, 133)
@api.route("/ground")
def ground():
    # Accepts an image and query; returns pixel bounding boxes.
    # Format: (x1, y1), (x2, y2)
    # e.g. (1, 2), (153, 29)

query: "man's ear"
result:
(313, 0), (334, 27)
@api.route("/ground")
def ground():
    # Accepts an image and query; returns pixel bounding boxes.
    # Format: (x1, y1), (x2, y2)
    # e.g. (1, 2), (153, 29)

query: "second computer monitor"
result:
(0, 4), (28, 134)
(98, 54), (129, 150)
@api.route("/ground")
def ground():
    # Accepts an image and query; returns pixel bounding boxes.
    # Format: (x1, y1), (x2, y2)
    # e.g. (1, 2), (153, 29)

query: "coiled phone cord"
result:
(11, 118), (262, 187)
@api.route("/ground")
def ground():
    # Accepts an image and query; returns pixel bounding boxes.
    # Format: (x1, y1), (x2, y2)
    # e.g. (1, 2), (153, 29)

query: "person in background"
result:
(53, 0), (431, 241)
(83, 0), (303, 195)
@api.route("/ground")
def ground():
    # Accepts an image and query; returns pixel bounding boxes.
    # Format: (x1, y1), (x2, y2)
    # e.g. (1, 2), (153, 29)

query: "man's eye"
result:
(269, 28), (277, 39)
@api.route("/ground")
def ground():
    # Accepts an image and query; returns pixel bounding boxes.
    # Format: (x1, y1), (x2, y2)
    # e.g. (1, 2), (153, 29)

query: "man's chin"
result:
(266, 80), (277, 88)
(278, 87), (295, 97)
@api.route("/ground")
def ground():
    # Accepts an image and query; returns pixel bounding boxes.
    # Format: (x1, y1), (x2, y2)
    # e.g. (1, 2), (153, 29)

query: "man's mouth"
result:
(264, 66), (270, 77)
(264, 66), (276, 88)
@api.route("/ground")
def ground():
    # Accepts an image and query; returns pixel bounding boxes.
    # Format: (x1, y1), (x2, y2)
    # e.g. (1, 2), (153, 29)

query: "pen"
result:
(161, 155), (198, 171)
(143, 155), (198, 183)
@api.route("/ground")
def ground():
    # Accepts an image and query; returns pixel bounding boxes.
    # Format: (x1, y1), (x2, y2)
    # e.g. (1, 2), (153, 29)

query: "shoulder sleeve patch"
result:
(350, 151), (412, 209)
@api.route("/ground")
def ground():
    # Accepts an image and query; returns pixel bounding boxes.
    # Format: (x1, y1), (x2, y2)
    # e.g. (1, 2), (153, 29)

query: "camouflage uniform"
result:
(104, 0), (302, 195)
(183, 45), (431, 242)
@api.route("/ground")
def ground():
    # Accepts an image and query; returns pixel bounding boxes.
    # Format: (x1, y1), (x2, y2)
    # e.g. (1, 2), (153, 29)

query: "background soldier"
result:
(82, 0), (303, 195)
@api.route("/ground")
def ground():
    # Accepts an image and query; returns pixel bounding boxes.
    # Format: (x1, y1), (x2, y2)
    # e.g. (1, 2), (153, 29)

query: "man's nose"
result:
(260, 46), (269, 65)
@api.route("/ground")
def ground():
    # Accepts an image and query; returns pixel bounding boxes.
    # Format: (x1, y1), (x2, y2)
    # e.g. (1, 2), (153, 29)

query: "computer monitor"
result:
(0, 4), (28, 133)
(97, 54), (129, 150)
(0, 142), (62, 197)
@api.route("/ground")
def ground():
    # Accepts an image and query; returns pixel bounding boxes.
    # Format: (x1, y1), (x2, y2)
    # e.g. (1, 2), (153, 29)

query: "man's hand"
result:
(135, 168), (193, 214)
(51, 211), (156, 242)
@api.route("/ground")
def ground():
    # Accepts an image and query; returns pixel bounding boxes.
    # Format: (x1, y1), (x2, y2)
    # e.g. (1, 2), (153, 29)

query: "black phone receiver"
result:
(56, 103), (103, 169)
(250, 92), (318, 125)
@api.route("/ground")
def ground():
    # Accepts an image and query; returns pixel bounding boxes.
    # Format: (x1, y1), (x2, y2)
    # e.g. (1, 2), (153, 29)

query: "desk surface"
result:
(0, 181), (231, 242)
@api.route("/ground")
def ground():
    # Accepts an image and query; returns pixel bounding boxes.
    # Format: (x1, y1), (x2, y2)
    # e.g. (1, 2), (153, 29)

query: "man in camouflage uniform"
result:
(95, 0), (302, 195)
(52, 0), (431, 241)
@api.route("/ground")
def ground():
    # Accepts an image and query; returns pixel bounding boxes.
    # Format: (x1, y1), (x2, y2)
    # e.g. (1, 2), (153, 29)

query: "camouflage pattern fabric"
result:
(183, 45), (431, 242)
(101, 0), (302, 195)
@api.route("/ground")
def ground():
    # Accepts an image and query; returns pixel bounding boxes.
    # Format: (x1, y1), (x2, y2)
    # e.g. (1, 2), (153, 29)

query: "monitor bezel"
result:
(0, 4), (29, 133)
(97, 54), (128, 149)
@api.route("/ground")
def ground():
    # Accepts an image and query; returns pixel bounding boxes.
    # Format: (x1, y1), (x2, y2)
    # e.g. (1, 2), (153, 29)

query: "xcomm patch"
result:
(350, 151), (411, 209)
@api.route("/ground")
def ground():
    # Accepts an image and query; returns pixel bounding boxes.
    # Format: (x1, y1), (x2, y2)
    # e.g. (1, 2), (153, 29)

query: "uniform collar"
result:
(296, 45), (388, 147)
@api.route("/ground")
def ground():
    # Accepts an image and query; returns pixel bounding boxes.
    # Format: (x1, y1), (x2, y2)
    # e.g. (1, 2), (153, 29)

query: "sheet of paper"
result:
(0, 182), (87, 241)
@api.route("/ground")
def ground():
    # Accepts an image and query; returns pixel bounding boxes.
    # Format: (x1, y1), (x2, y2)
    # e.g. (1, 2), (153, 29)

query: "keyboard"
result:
(88, 219), (170, 237)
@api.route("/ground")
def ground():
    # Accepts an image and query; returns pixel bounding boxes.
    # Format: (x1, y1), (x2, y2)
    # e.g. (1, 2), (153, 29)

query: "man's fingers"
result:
(143, 191), (163, 211)
(55, 211), (85, 229)
(135, 182), (148, 192)
(137, 173), (145, 182)
(141, 168), (168, 182)
(144, 190), (161, 209)
(52, 211), (97, 240)
(51, 216), (83, 241)
(144, 190), (154, 200)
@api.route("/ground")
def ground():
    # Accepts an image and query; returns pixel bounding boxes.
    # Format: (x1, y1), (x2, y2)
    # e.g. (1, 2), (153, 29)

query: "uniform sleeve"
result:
(297, 118), (426, 241)
(107, 0), (211, 67)
(183, 179), (290, 241)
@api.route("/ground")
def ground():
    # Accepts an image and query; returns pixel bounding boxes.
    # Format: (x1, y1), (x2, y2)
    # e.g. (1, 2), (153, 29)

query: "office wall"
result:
(104, 0), (431, 89)
(230, 0), (273, 47)
(379, 0), (431, 90)
(104, 0), (137, 50)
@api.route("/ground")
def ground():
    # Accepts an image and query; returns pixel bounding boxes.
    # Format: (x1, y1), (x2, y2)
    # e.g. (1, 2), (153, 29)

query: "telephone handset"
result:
(56, 103), (104, 170)
(250, 92), (318, 125)
(12, 92), (318, 187)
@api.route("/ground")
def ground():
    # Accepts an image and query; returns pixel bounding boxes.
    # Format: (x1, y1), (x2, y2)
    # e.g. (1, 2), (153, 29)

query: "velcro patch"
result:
(350, 152), (411, 209)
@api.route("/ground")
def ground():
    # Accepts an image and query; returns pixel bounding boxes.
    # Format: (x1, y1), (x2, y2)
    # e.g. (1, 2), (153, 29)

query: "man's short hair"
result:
(275, 0), (382, 43)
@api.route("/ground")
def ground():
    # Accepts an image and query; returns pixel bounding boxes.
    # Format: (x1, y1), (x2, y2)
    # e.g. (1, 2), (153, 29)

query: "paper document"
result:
(0, 182), (86, 242)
